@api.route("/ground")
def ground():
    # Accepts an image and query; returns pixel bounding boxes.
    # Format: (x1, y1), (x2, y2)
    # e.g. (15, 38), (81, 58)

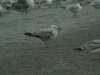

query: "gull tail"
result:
(24, 32), (41, 38)
(60, 6), (66, 9)
(24, 32), (35, 37)
(74, 48), (82, 51)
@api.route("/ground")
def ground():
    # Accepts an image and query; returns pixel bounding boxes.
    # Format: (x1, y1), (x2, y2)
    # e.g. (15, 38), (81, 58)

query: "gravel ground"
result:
(0, 3), (100, 75)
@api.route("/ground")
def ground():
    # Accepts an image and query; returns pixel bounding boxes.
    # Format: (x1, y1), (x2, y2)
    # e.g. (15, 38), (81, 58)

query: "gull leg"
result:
(73, 12), (77, 17)
(44, 41), (49, 48)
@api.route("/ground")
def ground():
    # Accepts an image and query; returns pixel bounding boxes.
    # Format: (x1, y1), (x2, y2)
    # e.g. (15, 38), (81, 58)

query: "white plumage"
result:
(67, 3), (82, 16)
(91, 48), (100, 53)
(81, 40), (100, 50)
(0, 5), (7, 13)
(74, 40), (100, 53)
(90, 0), (100, 9)
(47, 0), (53, 4)
(0, 5), (3, 12)
(26, 0), (35, 8)
(24, 25), (61, 44)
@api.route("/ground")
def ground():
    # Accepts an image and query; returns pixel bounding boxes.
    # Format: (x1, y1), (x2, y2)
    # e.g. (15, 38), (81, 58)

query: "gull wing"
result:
(35, 30), (54, 39)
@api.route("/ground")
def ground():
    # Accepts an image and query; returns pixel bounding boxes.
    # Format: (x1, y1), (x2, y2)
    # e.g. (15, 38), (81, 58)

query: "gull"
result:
(0, 4), (10, 15)
(24, 25), (61, 46)
(26, 0), (35, 8)
(4, 0), (17, 10)
(0, 3), (18, 16)
(11, 0), (35, 15)
(12, 0), (29, 14)
(47, 0), (53, 4)
(89, 0), (100, 10)
(74, 40), (100, 53)
(61, 3), (82, 16)
(0, 4), (4, 12)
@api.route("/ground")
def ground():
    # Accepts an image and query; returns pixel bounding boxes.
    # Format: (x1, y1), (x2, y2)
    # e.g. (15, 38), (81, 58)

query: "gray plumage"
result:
(90, 0), (100, 9)
(74, 40), (100, 53)
(24, 25), (61, 42)
(66, 3), (82, 16)
(81, 40), (100, 50)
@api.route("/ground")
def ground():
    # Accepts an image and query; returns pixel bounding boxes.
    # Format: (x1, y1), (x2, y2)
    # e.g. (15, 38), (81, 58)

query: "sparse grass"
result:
(0, 4), (100, 75)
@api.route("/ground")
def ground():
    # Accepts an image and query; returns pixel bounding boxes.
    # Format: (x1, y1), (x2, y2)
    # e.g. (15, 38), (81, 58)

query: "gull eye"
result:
(54, 26), (57, 29)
